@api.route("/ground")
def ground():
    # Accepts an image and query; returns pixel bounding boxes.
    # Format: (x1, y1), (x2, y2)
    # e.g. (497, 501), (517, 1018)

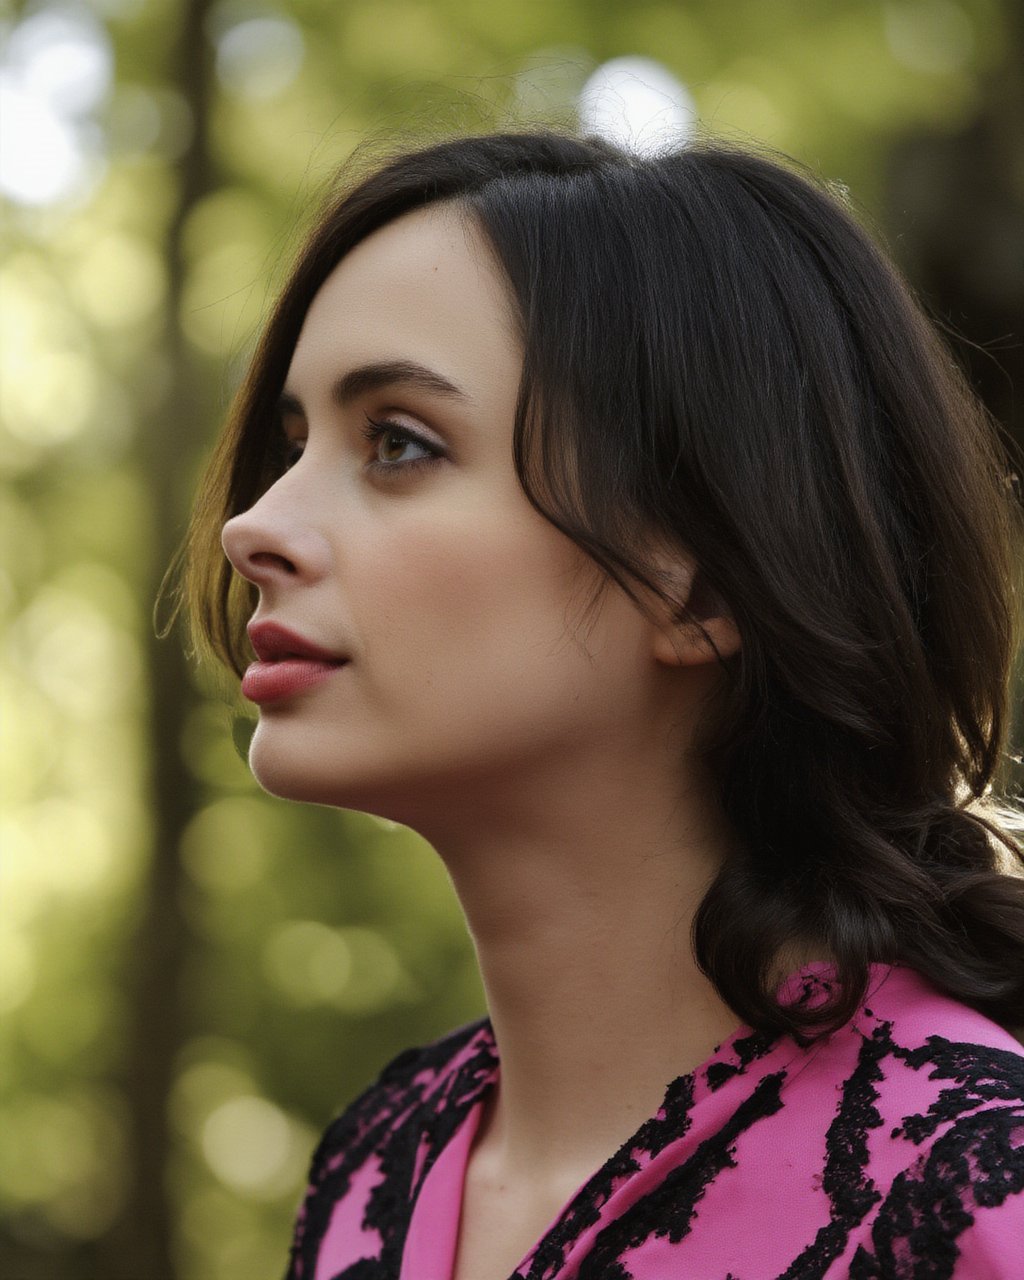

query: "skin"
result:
(221, 204), (745, 1276)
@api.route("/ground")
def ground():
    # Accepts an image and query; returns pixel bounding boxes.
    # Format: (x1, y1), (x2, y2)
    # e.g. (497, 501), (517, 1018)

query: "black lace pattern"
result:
(284, 967), (1024, 1280)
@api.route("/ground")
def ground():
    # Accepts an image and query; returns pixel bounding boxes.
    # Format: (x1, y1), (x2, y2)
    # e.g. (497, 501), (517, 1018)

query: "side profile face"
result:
(221, 205), (704, 828)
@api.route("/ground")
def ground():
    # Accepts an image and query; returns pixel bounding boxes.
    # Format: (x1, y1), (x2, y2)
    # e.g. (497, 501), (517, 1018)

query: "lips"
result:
(242, 621), (349, 704)
(246, 621), (348, 664)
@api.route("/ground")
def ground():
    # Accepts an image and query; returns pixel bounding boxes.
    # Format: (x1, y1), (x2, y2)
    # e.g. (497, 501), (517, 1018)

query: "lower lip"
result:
(241, 659), (348, 704)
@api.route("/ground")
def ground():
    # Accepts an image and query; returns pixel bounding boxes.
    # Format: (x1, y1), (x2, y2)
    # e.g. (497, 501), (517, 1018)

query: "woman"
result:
(180, 131), (1024, 1278)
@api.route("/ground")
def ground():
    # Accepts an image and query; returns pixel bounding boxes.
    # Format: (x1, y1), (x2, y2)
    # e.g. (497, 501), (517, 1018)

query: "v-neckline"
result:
(400, 1084), (491, 1279)
(399, 962), (881, 1280)
(399, 1012), (777, 1280)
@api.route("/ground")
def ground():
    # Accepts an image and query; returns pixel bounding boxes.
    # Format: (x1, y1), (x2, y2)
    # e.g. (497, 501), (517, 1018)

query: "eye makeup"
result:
(360, 415), (446, 476)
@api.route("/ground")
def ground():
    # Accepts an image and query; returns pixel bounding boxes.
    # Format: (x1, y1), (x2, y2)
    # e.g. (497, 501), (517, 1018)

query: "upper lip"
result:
(247, 621), (348, 664)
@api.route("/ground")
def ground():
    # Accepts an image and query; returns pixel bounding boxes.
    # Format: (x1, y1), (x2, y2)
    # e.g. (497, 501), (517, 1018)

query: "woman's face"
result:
(222, 205), (682, 825)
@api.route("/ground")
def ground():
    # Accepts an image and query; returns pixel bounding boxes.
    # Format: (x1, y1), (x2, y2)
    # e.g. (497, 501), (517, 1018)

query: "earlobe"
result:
(651, 567), (742, 668)
(652, 614), (741, 667)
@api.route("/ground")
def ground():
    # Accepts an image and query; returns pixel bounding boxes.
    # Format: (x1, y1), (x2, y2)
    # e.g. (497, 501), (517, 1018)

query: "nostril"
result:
(221, 507), (327, 584)
(249, 550), (298, 574)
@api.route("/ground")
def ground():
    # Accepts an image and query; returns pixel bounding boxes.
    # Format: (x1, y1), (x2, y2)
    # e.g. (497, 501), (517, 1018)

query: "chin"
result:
(245, 713), (516, 832)
(250, 756), (333, 806)
(246, 724), (409, 819)
(248, 722), (339, 802)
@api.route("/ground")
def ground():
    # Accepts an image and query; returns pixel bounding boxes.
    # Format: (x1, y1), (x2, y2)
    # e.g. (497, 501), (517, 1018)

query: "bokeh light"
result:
(214, 15), (305, 101)
(0, 6), (112, 207)
(884, 0), (974, 74)
(1, 2), (1019, 1277)
(579, 56), (697, 154)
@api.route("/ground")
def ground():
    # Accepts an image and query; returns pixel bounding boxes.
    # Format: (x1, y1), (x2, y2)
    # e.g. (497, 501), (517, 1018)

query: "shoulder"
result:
(860, 964), (1024, 1054)
(827, 966), (1024, 1277)
(773, 964), (1024, 1134)
(851, 964), (1024, 1106)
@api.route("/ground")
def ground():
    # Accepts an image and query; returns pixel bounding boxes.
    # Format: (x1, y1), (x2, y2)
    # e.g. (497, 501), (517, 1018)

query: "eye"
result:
(271, 407), (307, 473)
(266, 433), (304, 476)
(281, 439), (305, 470)
(361, 416), (444, 475)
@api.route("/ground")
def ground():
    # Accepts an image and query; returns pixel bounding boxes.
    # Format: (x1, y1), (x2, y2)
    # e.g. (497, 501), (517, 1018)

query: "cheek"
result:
(354, 491), (535, 623)
(246, 508), (651, 809)
(351, 502), (625, 728)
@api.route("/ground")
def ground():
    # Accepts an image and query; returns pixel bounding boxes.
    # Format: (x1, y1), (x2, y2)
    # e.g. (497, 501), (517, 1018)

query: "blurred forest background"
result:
(1, 0), (1022, 1277)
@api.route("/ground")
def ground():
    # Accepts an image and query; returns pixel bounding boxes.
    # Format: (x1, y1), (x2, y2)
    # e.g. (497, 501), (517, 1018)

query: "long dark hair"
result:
(176, 130), (1024, 1039)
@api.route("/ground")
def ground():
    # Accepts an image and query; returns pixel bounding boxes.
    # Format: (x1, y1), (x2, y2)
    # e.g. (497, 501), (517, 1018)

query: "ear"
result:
(649, 562), (742, 668)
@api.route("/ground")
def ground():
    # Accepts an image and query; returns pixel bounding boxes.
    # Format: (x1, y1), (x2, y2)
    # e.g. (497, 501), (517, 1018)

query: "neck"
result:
(427, 739), (742, 1192)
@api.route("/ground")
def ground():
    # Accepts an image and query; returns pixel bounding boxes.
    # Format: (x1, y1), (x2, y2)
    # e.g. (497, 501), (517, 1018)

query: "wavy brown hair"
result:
(175, 130), (1024, 1039)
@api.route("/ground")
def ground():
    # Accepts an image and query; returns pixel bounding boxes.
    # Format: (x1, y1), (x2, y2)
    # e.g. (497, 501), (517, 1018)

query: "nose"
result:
(221, 480), (331, 589)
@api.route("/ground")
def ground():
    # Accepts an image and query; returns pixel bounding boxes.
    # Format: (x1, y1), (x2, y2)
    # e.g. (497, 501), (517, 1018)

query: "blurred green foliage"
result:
(1, 0), (1021, 1277)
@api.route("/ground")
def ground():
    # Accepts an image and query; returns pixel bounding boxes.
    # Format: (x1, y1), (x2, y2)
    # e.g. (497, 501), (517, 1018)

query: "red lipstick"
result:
(242, 621), (348, 704)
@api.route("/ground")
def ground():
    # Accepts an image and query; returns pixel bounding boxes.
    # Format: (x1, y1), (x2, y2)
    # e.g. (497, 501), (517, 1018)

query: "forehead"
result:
(286, 205), (521, 401)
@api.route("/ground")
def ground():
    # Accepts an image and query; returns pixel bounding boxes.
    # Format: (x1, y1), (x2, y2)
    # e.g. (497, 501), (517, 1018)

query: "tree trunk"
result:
(98, 0), (216, 1274)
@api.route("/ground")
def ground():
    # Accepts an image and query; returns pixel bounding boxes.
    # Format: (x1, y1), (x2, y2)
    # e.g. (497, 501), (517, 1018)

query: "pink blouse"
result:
(285, 964), (1024, 1278)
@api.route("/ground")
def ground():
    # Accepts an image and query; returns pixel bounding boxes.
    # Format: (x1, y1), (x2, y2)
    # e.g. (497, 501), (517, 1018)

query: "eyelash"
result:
(360, 416), (444, 475)
(275, 415), (444, 477)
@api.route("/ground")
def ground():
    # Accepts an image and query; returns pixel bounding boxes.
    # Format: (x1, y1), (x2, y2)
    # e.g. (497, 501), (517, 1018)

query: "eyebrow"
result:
(279, 359), (470, 413)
